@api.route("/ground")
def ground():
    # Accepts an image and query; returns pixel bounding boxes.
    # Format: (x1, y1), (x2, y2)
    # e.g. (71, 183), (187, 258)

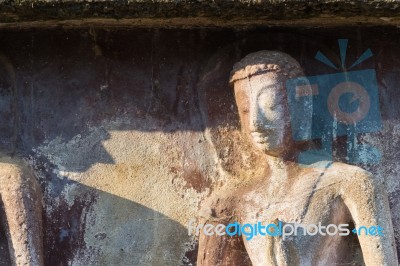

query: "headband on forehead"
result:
(229, 50), (304, 85)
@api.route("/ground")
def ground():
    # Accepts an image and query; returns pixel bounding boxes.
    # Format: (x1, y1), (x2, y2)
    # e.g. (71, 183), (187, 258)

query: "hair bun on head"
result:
(229, 50), (304, 85)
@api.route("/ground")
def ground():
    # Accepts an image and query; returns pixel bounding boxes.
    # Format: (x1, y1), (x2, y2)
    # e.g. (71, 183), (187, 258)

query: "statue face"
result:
(234, 72), (290, 156)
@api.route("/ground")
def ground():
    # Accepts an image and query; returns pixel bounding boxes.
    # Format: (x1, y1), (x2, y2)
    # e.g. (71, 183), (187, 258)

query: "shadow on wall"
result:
(0, 28), (399, 264)
(41, 181), (190, 265)
(0, 223), (11, 265)
(0, 177), (190, 265)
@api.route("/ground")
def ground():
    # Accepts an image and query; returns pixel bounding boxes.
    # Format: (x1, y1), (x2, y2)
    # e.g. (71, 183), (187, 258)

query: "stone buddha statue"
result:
(197, 51), (398, 265)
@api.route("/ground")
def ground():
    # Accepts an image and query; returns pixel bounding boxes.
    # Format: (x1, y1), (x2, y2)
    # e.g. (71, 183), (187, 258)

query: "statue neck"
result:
(261, 155), (289, 199)
(265, 154), (290, 182)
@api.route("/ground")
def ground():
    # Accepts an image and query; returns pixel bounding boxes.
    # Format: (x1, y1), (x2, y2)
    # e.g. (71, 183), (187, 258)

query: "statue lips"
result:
(251, 132), (270, 144)
(251, 124), (281, 143)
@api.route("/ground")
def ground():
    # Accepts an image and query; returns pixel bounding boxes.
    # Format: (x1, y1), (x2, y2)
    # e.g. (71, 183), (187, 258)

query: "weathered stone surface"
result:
(0, 155), (43, 265)
(0, 27), (399, 264)
(1, 0), (400, 27)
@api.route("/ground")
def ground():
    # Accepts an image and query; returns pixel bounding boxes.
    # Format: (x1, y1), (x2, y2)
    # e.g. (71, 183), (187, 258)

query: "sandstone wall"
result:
(0, 27), (399, 264)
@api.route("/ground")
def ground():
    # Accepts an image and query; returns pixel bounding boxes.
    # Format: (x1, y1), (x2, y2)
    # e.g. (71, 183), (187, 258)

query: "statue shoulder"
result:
(328, 162), (381, 187)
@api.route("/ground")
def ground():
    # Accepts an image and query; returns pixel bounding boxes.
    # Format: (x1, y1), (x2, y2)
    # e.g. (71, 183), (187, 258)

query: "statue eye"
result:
(269, 101), (280, 110)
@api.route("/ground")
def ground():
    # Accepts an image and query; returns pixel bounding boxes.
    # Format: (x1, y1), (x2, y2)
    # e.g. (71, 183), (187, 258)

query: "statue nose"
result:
(249, 112), (265, 131)
(249, 98), (268, 131)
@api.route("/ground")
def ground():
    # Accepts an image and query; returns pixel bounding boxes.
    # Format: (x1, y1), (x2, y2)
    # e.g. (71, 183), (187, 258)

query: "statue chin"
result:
(251, 140), (283, 156)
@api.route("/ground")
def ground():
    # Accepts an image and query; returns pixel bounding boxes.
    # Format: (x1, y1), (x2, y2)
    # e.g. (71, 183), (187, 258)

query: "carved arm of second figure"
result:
(0, 155), (44, 266)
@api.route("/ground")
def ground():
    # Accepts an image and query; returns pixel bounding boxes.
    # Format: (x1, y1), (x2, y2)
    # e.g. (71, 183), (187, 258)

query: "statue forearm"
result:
(197, 220), (251, 266)
(0, 157), (44, 266)
(344, 174), (398, 265)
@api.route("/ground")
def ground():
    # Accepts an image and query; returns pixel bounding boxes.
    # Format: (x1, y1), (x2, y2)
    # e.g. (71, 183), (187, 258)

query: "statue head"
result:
(230, 51), (307, 156)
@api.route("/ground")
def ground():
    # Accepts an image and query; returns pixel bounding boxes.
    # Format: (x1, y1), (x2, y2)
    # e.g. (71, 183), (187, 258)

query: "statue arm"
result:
(197, 220), (231, 266)
(0, 158), (44, 266)
(197, 219), (250, 266)
(343, 171), (398, 265)
(196, 194), (251, 266)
